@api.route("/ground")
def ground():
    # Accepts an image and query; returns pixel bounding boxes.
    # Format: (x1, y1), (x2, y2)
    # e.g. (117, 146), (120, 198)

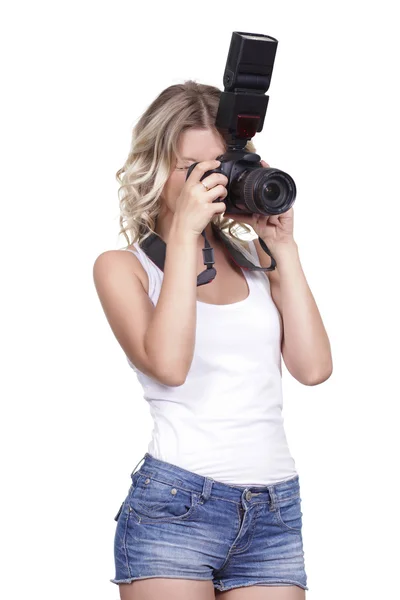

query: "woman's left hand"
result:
(224, 159), (295, 248)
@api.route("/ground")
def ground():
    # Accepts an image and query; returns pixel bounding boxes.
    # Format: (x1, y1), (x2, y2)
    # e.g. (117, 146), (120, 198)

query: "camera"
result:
(186, 31), (296, 218)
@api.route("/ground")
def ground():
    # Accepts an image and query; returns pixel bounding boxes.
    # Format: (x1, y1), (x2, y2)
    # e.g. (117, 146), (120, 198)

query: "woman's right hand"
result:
(172, 160), (229, 237)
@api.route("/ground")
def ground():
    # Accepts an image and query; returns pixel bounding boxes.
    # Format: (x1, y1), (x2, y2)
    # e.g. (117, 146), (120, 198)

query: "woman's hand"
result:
(225, 159), (295, 249)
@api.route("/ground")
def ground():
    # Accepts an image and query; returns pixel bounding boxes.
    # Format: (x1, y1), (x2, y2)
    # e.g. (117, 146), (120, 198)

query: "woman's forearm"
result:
(144, 221), (199, 385)
(274, 242), (333, 385)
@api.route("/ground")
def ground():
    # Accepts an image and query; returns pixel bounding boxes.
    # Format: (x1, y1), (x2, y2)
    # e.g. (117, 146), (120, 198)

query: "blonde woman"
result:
(93, 80), (332, 600)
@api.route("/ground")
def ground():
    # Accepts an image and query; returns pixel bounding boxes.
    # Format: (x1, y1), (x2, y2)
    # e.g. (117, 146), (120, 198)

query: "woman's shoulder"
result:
(92, 244), (150, 295)
(119, 244), (150, 292)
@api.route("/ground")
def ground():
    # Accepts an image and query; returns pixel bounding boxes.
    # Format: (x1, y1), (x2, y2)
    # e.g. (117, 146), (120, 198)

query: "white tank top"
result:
(121, 238), (298, 486)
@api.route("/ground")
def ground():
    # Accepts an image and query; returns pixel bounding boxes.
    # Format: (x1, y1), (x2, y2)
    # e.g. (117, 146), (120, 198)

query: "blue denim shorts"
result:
(110, 453), (308, 592)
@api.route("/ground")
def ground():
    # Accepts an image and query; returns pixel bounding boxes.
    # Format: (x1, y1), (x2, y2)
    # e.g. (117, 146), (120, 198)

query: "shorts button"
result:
(245, 491), (252, 501)
(145, 478), (150, 484)
(171, 488), (177, 495)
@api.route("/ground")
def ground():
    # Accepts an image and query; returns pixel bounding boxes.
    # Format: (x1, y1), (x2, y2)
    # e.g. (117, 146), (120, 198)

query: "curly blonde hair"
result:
(116, 80), (257, 252)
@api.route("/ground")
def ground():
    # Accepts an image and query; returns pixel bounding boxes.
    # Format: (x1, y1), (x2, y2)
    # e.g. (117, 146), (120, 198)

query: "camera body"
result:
(186, 147), (296, 217)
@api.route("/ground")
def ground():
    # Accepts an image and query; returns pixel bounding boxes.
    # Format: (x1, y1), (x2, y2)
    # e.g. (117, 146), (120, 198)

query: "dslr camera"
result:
(186, 31), (296, 218)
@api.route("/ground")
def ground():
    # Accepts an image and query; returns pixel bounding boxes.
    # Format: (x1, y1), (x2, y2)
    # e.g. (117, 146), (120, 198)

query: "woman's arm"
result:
(253, 238), (333, 386)
(143, 221), (199, 385)
(93, 221), (199, 387)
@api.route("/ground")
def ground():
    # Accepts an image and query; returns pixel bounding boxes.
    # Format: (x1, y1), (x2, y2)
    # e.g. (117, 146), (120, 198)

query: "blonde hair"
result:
(116, 80), (257, 255)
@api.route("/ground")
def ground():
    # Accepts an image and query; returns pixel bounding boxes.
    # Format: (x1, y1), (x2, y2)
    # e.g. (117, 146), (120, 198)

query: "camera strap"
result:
(138, 222), (276, 287)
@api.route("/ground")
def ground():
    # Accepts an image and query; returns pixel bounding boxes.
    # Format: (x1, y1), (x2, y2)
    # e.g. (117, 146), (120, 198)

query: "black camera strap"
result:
(138, 222), (276, 287)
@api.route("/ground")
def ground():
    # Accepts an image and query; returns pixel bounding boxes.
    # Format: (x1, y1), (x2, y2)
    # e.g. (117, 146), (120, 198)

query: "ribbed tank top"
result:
(121, 238), (298, 486)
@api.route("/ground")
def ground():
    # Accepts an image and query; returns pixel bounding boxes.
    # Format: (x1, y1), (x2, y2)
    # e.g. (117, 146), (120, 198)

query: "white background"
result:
(1, 1), (399, 598)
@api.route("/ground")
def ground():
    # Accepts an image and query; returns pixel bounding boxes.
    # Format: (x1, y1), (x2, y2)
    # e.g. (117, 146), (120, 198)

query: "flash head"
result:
(216, 31), (278, 148)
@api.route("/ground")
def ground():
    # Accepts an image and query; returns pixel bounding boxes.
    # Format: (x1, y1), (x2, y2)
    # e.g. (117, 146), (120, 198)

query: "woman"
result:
(93, 80), (332, 600)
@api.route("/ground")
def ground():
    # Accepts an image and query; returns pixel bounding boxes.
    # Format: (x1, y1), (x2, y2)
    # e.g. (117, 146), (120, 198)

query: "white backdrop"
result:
(1, 1), (399, 599)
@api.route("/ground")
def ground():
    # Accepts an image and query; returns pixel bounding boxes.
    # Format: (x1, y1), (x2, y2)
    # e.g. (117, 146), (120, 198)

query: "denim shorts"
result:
(110, 452), (308, 592)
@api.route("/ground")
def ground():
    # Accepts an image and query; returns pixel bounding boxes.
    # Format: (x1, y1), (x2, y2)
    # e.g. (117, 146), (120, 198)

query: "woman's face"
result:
(161, 127), (226, 214)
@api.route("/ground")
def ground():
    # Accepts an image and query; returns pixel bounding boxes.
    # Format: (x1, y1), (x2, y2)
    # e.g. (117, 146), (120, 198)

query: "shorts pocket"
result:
(274, 493), (303, 532)
(128, 473), (201, 523)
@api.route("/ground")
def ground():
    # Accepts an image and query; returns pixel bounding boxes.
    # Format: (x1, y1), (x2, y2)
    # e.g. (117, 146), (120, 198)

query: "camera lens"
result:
(233, 167), (296, 215)
(263, 181), (280, 203)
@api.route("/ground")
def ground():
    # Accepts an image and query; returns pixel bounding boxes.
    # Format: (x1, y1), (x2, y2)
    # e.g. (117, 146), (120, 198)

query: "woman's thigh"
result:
(118, 578), (216, 600)
(215, 584), (305, 599)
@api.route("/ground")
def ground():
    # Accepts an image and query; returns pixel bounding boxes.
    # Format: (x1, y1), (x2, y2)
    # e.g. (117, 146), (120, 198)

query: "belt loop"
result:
(199, 477), (213, 504)
(130, 453), (146, 477)
(268, 484), (277, 512)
